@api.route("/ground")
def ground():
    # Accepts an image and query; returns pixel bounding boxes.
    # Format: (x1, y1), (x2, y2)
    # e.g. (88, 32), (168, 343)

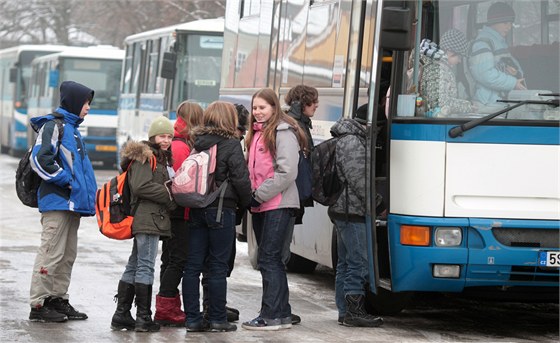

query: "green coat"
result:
(120, 140), (176, 238)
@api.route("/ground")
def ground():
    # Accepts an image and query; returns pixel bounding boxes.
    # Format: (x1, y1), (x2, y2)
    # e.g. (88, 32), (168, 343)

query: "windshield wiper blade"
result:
(448, 99), (559, 138)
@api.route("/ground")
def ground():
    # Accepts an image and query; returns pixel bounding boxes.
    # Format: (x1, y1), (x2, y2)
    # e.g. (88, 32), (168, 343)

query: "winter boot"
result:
(111, 281), (136, 330)
(134, 283), (160, 332)
(343, 294), (383, 327)
(154, 294), (185, 326)
(48, 297), (88, 320)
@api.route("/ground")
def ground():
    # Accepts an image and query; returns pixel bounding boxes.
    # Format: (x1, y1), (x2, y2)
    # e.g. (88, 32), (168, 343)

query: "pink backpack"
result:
(171, 144), (228, 212)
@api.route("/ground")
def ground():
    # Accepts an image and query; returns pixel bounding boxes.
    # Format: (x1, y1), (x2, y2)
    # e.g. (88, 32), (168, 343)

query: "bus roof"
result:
(31, 46), (125, 64)
(124, 17), (224, 44)
(0, 44), (67, 57)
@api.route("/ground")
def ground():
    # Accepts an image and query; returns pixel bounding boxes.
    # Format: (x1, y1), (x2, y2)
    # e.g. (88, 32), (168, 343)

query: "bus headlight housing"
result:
(434, 227), (462, 247)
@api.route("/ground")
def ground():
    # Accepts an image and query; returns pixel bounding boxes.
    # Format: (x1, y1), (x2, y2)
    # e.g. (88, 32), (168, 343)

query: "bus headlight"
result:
(434, 227), (462, 247)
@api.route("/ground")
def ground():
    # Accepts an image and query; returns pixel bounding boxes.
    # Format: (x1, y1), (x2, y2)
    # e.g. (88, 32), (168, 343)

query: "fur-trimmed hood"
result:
(120, 140), (157, 171)
(192, 126), (238, 152)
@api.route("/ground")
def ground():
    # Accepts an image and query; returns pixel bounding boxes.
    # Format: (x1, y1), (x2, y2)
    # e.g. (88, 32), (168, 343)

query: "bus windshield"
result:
(61, 58), (122, 111)
(172, 33), (223, 110)
(401, 0), (559, 121)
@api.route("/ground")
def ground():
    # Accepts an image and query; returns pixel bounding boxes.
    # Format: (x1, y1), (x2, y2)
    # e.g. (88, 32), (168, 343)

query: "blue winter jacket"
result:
(29, 81), (97, 216)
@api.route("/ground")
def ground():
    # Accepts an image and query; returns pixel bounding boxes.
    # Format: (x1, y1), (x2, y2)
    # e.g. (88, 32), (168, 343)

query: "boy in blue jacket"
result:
(28, 81), (97, 323)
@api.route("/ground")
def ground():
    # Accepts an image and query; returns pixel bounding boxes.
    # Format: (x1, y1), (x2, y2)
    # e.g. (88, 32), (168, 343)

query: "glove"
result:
(250, 197), (261, 208)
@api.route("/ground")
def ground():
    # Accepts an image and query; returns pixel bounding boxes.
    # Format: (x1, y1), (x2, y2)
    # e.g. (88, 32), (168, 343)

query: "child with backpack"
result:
(182, 101), (251, 333)
(154, 101), (203, 326)
(110, 116), (177, 333)
(242, 88), (308, 331)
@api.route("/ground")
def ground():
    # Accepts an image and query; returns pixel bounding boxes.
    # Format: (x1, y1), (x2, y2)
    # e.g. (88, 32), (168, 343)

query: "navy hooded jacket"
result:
(29, 81), (97, 216)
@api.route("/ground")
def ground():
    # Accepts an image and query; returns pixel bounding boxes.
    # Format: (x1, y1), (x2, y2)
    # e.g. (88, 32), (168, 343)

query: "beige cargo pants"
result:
(29, 211), (80, 308)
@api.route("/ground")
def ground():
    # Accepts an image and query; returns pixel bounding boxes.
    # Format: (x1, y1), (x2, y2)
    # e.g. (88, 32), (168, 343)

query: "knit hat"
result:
(440, 29), (468, 56)
(148, 116), (174, 138)
(355, 104), (368, 124)
(487, 2), (515, 24)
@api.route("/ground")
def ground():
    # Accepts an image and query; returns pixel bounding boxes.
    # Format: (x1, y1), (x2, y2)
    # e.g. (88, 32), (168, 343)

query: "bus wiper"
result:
(448, 94), (559, 138)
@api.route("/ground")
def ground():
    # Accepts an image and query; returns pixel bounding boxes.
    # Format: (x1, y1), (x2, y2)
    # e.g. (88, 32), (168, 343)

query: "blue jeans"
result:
(121, 233), (160, 285)
(183, 207), (235, 324)
(252, 208), (294, 319)
(333, 219), (369, 317)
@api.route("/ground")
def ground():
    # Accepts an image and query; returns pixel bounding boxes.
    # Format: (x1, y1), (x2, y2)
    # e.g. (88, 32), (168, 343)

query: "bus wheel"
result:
(364, 287), (413, 316)
(286, 253), (318, 274)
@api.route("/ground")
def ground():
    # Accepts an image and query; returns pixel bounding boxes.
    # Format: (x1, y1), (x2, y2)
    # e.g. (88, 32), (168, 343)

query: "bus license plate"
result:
(538, 251), (560, 267)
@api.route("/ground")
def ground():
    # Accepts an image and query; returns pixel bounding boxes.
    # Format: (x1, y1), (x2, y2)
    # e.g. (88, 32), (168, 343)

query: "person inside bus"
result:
(155, 101), (203, 327)
(419, 29), (476, 117)
(468, 2), (526, 112)
(182, 102), (251, 333)
(242, 88), (307, 331)
(330, 111), (384, 328)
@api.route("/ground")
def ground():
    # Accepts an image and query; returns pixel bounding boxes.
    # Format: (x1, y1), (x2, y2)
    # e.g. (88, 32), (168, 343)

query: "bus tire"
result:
(286, 253), (318, 274)
(364, 287), (413, 316)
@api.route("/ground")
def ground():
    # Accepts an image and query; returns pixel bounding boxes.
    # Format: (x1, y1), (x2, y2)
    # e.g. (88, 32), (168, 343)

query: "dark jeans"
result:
(159, 218), (189, 297)
(183, 207), (235, 324)
(252, 208), (294, 319)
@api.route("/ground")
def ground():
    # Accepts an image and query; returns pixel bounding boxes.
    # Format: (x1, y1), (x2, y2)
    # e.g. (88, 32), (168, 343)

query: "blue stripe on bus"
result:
(89, 109), (117, 115)
(391, 123), (559, 145)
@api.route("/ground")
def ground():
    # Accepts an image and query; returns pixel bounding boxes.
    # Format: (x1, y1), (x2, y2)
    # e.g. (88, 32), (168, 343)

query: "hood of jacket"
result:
(59, 81), (94, 117)
(330, 118), (367, 141)
(120, 140), (155, 171)
(192, 126), (237, 151)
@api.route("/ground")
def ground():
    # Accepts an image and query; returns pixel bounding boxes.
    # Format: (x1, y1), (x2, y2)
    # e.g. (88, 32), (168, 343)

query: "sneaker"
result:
(186, 319), (209, 332)
(279, 316), (293, 329)
(48, 298), (88, 320)
(209, 321), (237, 332)
(291, 313), (301, 325)
(29, 306), (68, 323)
(242, 317), (284, 331)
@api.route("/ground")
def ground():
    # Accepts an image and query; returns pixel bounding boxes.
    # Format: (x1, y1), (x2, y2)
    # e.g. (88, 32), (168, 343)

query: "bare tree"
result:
(0, 0), (226, 48)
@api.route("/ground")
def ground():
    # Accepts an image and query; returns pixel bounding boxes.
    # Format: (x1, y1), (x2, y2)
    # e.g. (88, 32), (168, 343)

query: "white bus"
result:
(27, 46), (124, 168)
(221, 0), (559, 314)
(0, 45), (66, 156)
(117, 18), (224, 159)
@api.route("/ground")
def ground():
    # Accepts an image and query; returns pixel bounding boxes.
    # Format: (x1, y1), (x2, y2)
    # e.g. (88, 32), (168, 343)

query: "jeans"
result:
(121, 233), (160, 285)
(183, 207), (235, 324)
(333, 219), (369, 317)
(252, 208), (294, 319)
(159, 218), (189, 297)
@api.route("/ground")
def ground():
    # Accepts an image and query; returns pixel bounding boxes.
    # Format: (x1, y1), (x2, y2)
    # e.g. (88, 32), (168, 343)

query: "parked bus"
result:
(27, 46), (124, 168)
(221, 0), (559, 314)
(117, 18), (224, 158)
(0, 45), (66, 156)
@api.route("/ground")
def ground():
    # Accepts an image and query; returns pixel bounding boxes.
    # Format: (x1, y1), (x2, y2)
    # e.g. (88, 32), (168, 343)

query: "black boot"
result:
(111, 281), (136, 330)
(343, 294), (383, 327)
(134, 283), (160, 332)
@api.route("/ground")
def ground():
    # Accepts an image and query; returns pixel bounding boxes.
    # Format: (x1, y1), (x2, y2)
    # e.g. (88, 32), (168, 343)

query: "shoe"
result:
(338, 316), (344, 325)
(186, 319), (209, 332)
(154, 294), (185, 326)
(242, 317), (284, 331)
(134, 283), (160, 332)
(226, 305), (240, 322)
(29, 305), (67, 323)
(343, 294), (383, 327)
(209, 321), (237, 332)
(111, 281), (135, 331)
(279, 316), (293, 329)
(291, 313), (301, 325)
(48, 298), (88, 320)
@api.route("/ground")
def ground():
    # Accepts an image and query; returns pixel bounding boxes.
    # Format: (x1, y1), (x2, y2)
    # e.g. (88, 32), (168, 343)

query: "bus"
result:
(221, 0), (559, 314)
(0, 45), (66, 156)
(117, 18), (224, 158)
(27, 46), (124, 168)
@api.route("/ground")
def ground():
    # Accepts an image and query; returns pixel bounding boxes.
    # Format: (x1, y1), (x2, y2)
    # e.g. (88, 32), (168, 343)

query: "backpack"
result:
(95, 156), (157, 240)
(295, 150), (313, 203)
(171, 144), (228, 218)
(310, 135), (347, 206)
(15, 118), (64, 208)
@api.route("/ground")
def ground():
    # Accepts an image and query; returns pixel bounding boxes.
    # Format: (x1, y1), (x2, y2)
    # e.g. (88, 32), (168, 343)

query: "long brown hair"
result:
(245, 88), (307, 155)
(176, 100), (203, 146)
(204, 101), (238, 136)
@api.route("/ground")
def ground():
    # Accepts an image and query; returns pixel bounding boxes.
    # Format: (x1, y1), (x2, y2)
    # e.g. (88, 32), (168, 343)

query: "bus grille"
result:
(509, 266), (559, 282)
(492, 228), (559, 249)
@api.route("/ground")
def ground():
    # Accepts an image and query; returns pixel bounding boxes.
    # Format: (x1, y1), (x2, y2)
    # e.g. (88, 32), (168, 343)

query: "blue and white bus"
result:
(27, 46), (124, 168)
(117, 18), (224, 157)
(221, 0), (559, 313)
(0, 45), (66, 156)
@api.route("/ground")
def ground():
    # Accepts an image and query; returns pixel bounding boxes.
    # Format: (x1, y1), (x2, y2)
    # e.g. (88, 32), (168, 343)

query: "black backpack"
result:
(15, 118), (64, 208)
(310, 134), (347, 206)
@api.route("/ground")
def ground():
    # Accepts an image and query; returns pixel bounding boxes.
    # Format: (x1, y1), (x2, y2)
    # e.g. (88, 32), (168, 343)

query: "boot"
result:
(111, 281), (136, 330)
(343, 294), (383, 327)
(134, 283), (160, 332)
(154, 294), (185, 326)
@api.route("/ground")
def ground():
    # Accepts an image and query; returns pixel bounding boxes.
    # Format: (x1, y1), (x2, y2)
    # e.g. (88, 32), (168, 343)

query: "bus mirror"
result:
(49, 69), (59, 88)
(9, 67), (17, 83)
(161, 52), (177, 79)
(381, 7), (413, 51)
